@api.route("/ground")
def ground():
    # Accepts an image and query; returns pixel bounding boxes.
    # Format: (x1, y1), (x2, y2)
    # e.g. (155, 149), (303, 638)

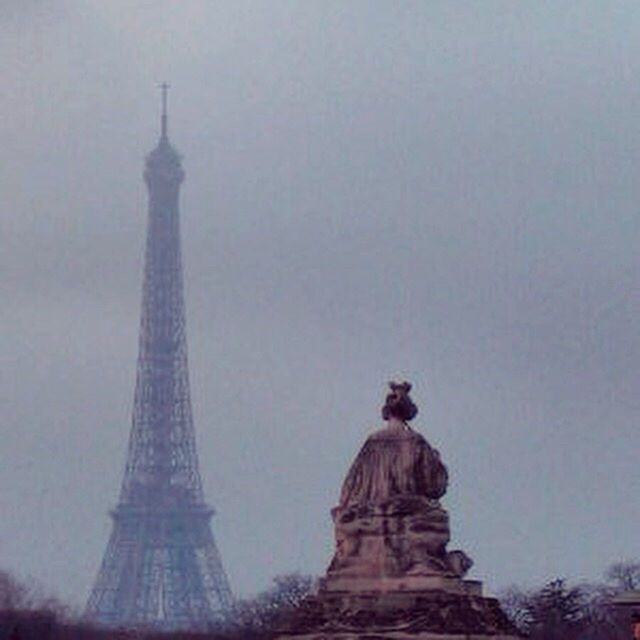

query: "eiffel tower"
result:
(85, 85), (233, 630)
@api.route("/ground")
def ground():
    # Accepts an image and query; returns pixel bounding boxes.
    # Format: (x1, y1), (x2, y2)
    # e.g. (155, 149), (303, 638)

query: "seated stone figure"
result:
(276, 382), (520, 639)
(327, 381), (472, 582)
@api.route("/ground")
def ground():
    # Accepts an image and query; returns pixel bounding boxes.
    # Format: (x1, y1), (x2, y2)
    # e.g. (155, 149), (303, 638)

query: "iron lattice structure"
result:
(86, 89), (233, 630)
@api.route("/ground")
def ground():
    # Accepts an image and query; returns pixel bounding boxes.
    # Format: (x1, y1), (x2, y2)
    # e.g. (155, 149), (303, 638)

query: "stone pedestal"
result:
(278, 589), (517, 639)
(276, 382), (520, 640)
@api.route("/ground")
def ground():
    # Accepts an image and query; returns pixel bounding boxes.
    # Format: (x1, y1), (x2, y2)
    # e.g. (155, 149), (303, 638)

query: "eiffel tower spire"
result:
(85, 88), (233, 630)
(160, 82), (169, 140)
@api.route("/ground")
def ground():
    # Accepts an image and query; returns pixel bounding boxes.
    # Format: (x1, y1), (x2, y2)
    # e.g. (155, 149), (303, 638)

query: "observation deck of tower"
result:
(85, 86), (233, 630)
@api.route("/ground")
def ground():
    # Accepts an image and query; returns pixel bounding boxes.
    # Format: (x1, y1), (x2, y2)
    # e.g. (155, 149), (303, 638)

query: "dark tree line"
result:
(499, 561), (640, 639)
(0, 571), (314, 640)
(1, 564), (639, 639)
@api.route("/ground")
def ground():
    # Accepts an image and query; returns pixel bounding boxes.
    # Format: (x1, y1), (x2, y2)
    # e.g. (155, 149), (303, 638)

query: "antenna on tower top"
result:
(160, 82), (170, 139)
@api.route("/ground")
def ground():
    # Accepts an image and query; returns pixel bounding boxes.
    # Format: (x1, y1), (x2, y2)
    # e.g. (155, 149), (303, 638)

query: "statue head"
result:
(382, 381), (418, 422)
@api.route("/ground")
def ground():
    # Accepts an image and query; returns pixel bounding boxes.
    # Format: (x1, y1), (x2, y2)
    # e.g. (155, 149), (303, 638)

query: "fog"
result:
(1, 1), (638, 607)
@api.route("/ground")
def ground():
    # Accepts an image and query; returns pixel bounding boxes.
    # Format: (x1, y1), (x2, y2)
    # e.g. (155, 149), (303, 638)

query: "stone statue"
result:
(328, 381), (471, 583)
(276, 382), (520, 639)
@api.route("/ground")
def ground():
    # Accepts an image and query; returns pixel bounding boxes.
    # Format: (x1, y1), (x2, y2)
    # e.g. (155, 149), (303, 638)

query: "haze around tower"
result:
(1, 0), (639, 609)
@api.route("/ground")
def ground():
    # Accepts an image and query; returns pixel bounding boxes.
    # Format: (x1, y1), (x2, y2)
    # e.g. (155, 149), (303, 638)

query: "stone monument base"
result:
(276, 584), (521, 640)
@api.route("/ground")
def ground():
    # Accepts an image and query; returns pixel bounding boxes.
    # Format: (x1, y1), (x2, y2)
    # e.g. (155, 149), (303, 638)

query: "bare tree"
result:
(0, 570), (29, 610)
(0, 569), (69, 618)
(229, 572), (315, 637)
(497, 585), (532, 634)
(606, 561), (640, 592)
(499, 571), (634, 640)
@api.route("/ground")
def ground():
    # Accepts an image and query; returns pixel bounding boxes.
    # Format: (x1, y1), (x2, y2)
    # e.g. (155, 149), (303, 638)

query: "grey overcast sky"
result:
(1, 0), (639, 607)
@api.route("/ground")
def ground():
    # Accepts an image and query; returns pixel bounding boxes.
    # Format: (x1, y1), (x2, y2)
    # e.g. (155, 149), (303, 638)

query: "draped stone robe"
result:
(327, 418), (462, 581)
(339, 418), (448, 507)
